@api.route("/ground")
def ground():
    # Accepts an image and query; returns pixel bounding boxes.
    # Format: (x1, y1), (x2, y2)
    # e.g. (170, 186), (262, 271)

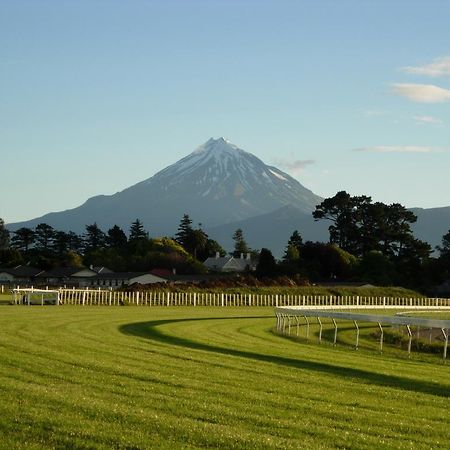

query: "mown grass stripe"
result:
(0, 306), (449, 449)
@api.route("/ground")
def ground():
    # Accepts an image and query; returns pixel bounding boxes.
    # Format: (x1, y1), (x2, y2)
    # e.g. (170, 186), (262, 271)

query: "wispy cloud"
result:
(401, 57), (450, 77)
(391, 83), (450, 103)
(274, 158), (315, 174)
(362, 109), (387, 117)
(354, 146), (447, 154)
(414, 115), (443, 126)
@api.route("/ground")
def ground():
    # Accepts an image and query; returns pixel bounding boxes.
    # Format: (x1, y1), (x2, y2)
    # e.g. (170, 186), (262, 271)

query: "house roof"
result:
(93, 272), (166, 282)
(92, 266), (113, 274)
(204, 256), (255, 271)
(0, 265), (43, 277)
(94, 272), (148, 280)
(37, 267), (96, 278)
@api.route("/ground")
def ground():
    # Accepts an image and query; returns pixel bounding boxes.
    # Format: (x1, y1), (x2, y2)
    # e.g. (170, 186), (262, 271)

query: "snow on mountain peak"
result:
(193, 137), (243, 155)
(156, 137), (283, 185)
(139, 137), (322, 221)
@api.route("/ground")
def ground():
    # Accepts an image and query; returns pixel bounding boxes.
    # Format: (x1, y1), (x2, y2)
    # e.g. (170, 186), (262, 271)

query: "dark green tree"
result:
(232, 228), (251, 257)
(200, 238), (226, 260)
(67, 231), (84, 253)
(313, 191), (368, 254)
(52, 231), (71, 257)
(437, 229), (450, 258)
(358, 250), (396, 285)
(84, 223), (106, 251)
(108, 225), (128, 247)
(313, 191), (421, 258)
(394, 236), (432, 289)
(300, 241), (357, 281)
(11, 227), (35, 252)
(187, 228), (208, 259)
(379, 203), (418, 257)
(0, 218), (10, 250)
(431, 229), (450, 286)
(0, 248), (23, 266)
(256, 248), (278, 278)
(34, 223), (55, 252)
(283, 230), (303, 263)
(129, 219), (148, 241)
(174, 214), (203, 258)
(175, 214), (193, 248)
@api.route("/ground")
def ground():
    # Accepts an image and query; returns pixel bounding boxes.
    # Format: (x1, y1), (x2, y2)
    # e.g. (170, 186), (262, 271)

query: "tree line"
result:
(1, 191), (450, 292)
(269, 191), (450, 291)
(0, 216), (251, 274)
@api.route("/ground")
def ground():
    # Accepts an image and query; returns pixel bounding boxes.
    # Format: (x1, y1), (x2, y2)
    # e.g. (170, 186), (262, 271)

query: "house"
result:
(204, 253), (257, 273)
(0, 264), (169, 289)
(36, 267), (98, 287)
(90, 272), (167, 288)
(91, 266), (114, 274)
(0, 265), (43, 285)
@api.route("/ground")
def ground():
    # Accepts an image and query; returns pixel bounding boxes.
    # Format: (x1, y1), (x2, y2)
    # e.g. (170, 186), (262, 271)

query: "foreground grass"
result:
(0, 306), (448, 449)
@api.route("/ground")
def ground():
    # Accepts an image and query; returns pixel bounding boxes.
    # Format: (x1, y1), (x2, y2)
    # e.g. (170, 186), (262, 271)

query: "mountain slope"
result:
(207, 205), (329, 258)
(410, 206), (450, 251)
(207, 205), (450, 258)
(8, 138), (323, 235)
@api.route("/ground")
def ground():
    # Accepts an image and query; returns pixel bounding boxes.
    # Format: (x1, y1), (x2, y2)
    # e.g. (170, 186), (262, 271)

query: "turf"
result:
(0, 306), (448, 449)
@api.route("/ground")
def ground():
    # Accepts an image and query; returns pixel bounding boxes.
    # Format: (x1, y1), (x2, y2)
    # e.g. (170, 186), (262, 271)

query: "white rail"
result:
(8, 287), (450, 311)
(275, 306), (450, 360)
(53, 289), (450, 308)
(13, 288), (60, 306)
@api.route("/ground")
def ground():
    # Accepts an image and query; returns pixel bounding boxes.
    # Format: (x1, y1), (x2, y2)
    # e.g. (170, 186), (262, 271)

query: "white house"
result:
(204, 253), (256, 273)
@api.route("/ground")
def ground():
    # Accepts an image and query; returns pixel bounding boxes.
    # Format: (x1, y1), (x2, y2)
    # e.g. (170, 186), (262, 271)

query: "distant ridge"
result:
(206, 205), (329, 258)
(410, 206), (450, 251)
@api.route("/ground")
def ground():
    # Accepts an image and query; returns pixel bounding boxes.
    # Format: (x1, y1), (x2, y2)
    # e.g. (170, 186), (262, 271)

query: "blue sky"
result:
(1, 0), (449, 223)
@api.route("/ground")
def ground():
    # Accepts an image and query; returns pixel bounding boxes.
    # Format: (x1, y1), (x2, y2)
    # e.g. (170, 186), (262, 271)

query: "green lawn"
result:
(0, 293), (14, 304)
(0, 306), (448, 449)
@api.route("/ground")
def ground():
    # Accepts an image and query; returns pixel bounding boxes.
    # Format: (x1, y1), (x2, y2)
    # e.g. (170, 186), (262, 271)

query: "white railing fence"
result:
(50, 288), (450, 308)
(275, 307), (450, 360)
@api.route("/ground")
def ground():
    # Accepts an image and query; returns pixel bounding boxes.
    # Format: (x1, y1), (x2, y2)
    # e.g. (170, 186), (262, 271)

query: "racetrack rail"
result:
(275, 306), (450, 360)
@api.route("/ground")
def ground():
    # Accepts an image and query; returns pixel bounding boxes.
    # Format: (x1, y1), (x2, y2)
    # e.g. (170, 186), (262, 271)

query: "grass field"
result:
(0, 306), (449, 449)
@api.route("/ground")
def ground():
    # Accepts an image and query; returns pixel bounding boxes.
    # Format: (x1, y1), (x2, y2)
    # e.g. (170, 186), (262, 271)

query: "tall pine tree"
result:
(84, 223), (106, 251)
(175, 214), (193, 248)
(108, 225), (128, 247)
(283, 230), (303, 263)
(129, 219), (148, 241)
(232, 228), (251, 257)
(11, 227), (35, 252)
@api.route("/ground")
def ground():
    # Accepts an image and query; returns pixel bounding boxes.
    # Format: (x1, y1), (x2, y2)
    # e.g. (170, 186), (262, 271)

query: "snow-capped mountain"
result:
(8, 138), (323, 237)
(130, 137), (322, 221)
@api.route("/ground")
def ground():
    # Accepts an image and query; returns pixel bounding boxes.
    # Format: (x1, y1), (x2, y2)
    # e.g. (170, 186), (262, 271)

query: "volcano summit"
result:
(9, 138), (322, 237)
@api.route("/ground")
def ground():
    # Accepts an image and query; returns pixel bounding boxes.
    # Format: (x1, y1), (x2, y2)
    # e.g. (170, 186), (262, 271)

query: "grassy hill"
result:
(0, 307), (448, 449)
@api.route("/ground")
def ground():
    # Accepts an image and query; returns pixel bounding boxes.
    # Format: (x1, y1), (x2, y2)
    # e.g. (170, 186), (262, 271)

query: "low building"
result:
(0, 265), (43, 285)
(2, 265), (168, 289)
(90, 272), (167, 288)
(37, 267), (98, 287)
(91, 266), (114, 274)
